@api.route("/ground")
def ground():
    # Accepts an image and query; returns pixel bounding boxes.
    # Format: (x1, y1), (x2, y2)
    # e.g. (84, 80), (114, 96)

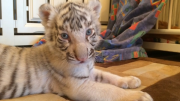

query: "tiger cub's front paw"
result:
(122, 91), (153, 101)
(117, 76), (141, 89)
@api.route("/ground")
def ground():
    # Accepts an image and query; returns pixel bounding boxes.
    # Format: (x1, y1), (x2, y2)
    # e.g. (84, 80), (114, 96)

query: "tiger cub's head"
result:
(39, 0), (101, 64)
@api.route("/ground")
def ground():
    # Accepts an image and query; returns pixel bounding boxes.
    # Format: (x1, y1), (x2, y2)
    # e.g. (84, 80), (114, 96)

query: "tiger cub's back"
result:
(0, 44), (50, 99)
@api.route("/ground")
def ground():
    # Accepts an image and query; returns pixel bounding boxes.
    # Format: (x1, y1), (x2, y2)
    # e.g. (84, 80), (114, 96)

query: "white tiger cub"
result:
(0, 0), (153, 101)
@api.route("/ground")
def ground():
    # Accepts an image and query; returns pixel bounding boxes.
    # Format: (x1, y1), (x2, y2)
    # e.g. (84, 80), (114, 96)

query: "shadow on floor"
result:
(146, 50), (180, 62)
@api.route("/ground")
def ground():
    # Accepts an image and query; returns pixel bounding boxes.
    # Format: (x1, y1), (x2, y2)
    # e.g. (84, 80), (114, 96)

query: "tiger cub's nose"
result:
(74, 43), (88, 63)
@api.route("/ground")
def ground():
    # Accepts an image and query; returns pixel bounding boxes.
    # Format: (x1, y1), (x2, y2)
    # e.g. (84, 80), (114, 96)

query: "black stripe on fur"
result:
(20, 84), (26, 97)
(0, 86), (7, 99)
(26, 49), (32, 90)
(10, 84), (17, 98)
(72, 76), (89, 79)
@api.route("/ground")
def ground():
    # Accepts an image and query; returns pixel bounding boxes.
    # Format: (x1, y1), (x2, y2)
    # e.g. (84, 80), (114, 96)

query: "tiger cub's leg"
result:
(66, 80), (152, 101)
(91, 69), (141, 89)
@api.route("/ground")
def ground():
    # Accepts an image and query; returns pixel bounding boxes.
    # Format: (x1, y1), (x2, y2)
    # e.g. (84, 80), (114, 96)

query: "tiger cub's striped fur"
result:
(0, 0), (153, 101)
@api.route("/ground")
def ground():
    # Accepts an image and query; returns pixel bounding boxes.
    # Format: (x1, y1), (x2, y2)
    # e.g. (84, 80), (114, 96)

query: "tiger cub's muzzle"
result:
(66, 43), (95, 63)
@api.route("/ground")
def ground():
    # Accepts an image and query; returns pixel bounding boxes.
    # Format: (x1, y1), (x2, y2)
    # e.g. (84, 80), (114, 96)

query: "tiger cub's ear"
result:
(88, 0), (102, 18)
(39, 3), (56, 27)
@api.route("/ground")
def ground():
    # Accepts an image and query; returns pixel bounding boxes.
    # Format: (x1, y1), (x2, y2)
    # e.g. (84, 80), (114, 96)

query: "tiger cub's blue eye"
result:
(61, 33), (69, 39)
(86, 29), (92, 36)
